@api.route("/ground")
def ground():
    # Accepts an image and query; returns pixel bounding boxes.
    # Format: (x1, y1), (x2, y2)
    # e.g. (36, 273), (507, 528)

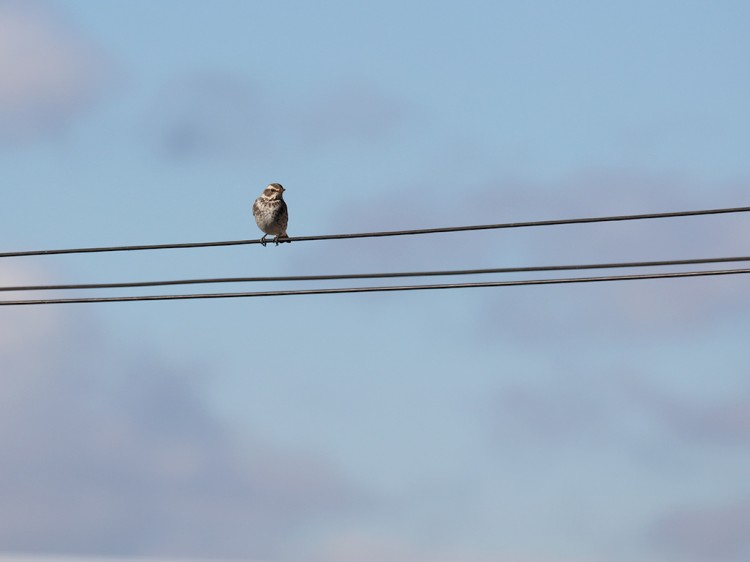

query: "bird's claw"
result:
(260, 235), (268, 247)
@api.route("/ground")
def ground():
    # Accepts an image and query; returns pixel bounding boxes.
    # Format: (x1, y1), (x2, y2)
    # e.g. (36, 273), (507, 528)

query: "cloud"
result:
(486, 359), (750, 561)
(491, 360), (750, 451)
(648, 498), (750, 561)
(150, 73), (267, 161)
(0, 265), (362, 559)
(297, 169), (750, 337)
(293, 81), (410, 146)
(0, 263), (65, 354)
(147, 75), (411, 160)
(622, 377), (750, 448)
(308, 532), (605, 562)
(493, 379), (612, 446)
(0, 1), (109, 140)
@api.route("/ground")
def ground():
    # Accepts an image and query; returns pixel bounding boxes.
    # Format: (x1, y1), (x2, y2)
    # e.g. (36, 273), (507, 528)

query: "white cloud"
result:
(0, 263), (64, 353)
(308, 531), (608, 562)
(0, 1), (107, 138)
(147, 74), (410, 161)
(298, 170), (750, 337)
(149, 72), (266, 160)
(0, 282), (362, 559)
(294, 81), (410, 146)
(649, 498), (750, 561)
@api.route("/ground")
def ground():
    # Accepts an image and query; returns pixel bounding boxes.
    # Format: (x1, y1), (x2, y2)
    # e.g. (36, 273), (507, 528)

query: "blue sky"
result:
(1, 1), (750, 561)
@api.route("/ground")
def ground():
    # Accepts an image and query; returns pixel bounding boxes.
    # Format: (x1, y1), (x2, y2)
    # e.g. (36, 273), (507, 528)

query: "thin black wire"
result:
(2, 205), (749, 258)
(2, 267), (748, 306)
(3, 255), (750, 292)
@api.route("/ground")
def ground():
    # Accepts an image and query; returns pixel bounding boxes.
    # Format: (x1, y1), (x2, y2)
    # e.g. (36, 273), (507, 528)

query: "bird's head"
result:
(262, 183), (285, 200)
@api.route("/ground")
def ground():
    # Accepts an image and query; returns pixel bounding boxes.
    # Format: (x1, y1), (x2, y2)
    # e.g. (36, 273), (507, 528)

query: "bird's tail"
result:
(280, 231), (291, 243)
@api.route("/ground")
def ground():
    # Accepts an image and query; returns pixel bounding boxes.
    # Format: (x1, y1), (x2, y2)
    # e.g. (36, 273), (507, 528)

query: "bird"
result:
(253, 183), (289, 246)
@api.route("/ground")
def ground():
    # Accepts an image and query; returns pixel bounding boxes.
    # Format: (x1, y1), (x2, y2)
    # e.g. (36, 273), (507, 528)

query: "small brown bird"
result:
(253, 183), (289, 246)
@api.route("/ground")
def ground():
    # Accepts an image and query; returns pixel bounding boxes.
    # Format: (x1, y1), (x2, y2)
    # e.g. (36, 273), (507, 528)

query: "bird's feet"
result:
(260, 234), (268, 247)
(273, 234), (290, 246)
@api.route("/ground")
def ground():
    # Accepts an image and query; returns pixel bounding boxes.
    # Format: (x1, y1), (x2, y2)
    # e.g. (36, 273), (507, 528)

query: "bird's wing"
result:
(280, 200), (289, 227)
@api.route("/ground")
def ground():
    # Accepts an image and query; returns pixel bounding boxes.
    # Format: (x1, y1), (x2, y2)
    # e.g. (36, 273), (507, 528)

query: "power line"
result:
(2, 267), (748, 306)
(2, 205), (750, 258)
(2, 255), (750, 292)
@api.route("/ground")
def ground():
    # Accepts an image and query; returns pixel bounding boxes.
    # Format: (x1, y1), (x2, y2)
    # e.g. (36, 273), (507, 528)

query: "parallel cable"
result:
(2, 205), (750, 258)
(2, 267), (749, 306)
(2, 255), (750, 292)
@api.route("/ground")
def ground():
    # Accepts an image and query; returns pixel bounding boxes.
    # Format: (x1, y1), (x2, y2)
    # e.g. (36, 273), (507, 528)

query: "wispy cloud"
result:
(492, 359), (750, 451)
(295, 169), (750, 337)
(147, 74), (411, 160)
(0, 266), (363, 559)
(308, 531), (607, 562)
(0, 0), (109, 140)
(0, 263), (64, 355)
(623, 376), (750, 448)
(293, 80), (410, 146)
(648, 498), (750, 561)
(149, 72), (266, 161)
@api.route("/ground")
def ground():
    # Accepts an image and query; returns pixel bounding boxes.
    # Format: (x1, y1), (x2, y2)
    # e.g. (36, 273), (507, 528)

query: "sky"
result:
(1, 1), (750, 561)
